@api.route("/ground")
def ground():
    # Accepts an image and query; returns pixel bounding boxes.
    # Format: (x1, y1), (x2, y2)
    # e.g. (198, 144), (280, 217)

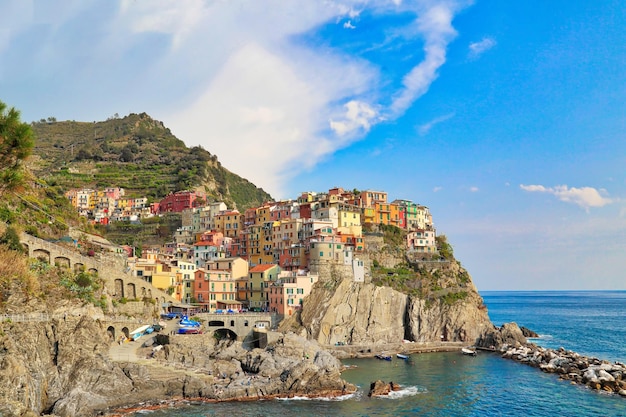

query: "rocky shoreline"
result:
(476, 322), (626, 398)
(500, 344), (626, 396)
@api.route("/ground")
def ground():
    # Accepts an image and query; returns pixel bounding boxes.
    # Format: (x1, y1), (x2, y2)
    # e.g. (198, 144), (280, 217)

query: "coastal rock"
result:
(500, 344), (626, 397)
(520, 326), (539, 338)
(476, 322), (527, 350)
(290, 259), (492, 347)
(0, 313), (356, 416)
(368, 380), (401, 397)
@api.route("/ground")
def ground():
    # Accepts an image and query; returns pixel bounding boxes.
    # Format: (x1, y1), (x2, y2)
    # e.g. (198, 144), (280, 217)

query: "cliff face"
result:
(290, 259), (492, 347)
(0, 314), (132, 417)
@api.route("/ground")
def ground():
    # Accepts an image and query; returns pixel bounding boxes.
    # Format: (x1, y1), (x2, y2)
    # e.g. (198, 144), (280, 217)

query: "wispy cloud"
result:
(418, 112), (455, 135)
(433, 186), (443, 192)
(468, 37), (496, 59)
(520, 184), (614, 210)
(343, 20), (356, 29)
(389, 3), (462, 116)
(469, 186), (479, 192)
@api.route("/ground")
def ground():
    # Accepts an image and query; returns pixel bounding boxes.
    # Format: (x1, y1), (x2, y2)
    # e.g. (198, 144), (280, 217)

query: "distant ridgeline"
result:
(29, 113), (272, 211)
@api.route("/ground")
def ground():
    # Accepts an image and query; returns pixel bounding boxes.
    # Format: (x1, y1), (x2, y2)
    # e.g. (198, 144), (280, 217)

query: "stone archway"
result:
(214, 328), (238, 341)
(88, 268), (98, 274)
(74, 263), (85, 273)
(33, 249), (50, 263)
(107, 326), (116, 342)
(121, 327), (130, 339)
(114, 279), (124, 298)
(126, 283), (136, 299)
(54, 256), (71, 268)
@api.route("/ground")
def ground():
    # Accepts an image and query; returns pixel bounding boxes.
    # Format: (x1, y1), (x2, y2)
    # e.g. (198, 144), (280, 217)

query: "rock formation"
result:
(285, 258), (492, 348)
(368, 380), (401, 397)
(0, 311), (355, 417)
(475, 322), (528, 349)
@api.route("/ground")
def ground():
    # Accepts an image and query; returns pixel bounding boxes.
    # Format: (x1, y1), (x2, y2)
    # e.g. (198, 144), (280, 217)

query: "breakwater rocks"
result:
(501, 344), (626, 397)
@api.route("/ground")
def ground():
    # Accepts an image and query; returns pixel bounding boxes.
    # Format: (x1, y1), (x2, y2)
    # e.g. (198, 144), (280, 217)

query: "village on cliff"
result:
(64, 186), (438, 316)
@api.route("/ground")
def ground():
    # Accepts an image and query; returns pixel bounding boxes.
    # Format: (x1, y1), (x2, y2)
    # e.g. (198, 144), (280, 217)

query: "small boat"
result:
(375, 354), (392, 361)
(396, 353), (409, 360)
(177, 327), (202, 335)
(178, 316), (201, 328)
(129, 324), (151, 341)
(461, 347), (477, 356)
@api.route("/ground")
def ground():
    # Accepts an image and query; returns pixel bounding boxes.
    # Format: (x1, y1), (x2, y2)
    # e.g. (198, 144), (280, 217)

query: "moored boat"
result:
(461, 347), (477, 356)
(397, 353), (409, 360)
(375, 354), (392, 361)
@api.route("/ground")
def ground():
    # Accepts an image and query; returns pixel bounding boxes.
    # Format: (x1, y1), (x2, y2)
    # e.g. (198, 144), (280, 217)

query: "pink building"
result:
(267, 271), (318, 315)
(158, 191), (206, 214)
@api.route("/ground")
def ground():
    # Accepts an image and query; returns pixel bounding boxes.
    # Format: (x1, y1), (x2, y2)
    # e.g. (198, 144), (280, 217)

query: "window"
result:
(186, 282), (191, 288)
(287, 288), (294, 294)
(297, 288), (304, 294)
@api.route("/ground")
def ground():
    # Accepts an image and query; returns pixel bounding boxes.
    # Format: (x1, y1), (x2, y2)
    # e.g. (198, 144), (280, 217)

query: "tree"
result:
(0, 226), (23, 252)
(0, 100), (34, 194)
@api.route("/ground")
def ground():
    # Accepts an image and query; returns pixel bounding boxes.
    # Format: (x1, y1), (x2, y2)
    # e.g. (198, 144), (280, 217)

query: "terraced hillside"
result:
(30, 113), (272, 210)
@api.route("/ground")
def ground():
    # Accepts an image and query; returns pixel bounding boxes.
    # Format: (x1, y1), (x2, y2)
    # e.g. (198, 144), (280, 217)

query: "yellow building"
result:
(248, 264), (280, 311)
(214, 210), (243, 239)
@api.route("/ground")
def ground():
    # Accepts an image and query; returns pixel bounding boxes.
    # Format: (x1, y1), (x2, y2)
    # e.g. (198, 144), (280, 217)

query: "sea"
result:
(126, 291), (626, 417)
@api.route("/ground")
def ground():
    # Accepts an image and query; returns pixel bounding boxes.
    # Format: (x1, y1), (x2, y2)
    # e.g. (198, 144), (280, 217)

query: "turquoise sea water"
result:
(128, 291), (626, 417)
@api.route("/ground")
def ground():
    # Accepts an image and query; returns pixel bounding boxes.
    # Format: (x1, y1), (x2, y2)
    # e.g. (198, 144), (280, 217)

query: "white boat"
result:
(130, 324), (151, 341)
(461, 347), (477, 356)
(397, 353), (409, 360)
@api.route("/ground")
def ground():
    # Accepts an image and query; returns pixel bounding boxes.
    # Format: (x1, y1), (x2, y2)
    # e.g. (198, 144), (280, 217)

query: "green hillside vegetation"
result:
(370, 225), (469, 305)
(30, 113), (272, 210)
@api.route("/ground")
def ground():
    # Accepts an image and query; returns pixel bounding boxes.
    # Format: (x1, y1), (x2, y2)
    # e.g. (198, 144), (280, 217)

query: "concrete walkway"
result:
(108, 320), (177, 363)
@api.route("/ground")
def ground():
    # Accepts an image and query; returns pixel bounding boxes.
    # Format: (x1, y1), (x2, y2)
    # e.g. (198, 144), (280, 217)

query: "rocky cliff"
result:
(282, 254), (492, 348)
(0, 303), (355, 417)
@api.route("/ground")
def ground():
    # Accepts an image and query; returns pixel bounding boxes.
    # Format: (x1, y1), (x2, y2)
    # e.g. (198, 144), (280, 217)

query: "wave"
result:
(276, 392), (357, 401)
(377, 386), (427, 399)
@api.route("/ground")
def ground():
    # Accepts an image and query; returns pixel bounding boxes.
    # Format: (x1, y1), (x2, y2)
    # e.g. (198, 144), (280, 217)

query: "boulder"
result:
(367, 379), (391, 397)
(520, 326), (539, 338)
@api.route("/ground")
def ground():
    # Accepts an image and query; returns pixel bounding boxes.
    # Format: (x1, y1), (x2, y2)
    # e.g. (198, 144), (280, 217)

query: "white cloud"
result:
(389, 3), (461, 115)
(520, 184), (614, 210)
(469, 186), (479, 192)
(468, 37), (496, 59)
(330, 100), (379, 137)
(343, 20), (356, 29)
(418, 112), (455, 135)
(433, 186), (443, 192)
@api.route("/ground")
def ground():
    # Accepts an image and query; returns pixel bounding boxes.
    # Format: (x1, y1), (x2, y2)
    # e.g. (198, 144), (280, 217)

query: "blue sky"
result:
(1, 0), (624, 291)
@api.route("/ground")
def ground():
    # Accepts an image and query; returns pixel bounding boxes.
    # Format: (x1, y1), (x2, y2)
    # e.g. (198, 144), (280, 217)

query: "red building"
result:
(158, 191), (206, 214)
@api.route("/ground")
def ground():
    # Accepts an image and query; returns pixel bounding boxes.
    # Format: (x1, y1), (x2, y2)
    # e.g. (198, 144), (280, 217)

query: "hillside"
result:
(29, 113), (272, 210)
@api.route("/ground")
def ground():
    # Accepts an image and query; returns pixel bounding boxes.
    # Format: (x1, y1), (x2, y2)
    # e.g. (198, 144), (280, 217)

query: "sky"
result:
(1, 0), (625, 291)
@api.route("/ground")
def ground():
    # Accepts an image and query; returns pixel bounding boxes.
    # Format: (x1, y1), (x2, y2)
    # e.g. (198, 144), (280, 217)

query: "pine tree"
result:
(0, 100), (34, 194)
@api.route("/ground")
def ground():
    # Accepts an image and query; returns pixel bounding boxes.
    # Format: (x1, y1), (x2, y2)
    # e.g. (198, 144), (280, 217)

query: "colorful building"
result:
(268, 271), (319, 315)
(248, 264), (280, 311)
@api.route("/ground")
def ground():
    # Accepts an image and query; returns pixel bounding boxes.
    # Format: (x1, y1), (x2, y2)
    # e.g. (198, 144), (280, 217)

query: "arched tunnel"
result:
(213, 328), (238, 341)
